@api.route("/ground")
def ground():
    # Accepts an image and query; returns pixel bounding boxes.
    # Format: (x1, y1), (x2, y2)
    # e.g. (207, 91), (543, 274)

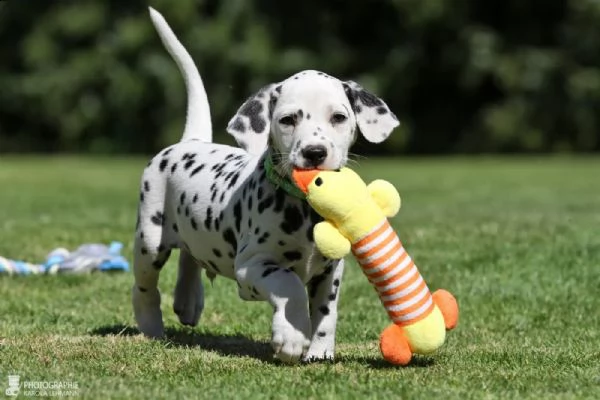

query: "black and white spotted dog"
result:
(133, 8), (400, 363)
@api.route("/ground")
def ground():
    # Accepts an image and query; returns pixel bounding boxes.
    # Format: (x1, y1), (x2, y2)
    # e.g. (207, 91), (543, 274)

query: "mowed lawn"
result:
(0, 156), (599, 399)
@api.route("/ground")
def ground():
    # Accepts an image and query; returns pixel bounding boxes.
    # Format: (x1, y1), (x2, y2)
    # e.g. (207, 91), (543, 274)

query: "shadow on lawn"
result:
(339, 354), (435, 369)
(90, 324), (272, 362)
(90, 324), (433, 368)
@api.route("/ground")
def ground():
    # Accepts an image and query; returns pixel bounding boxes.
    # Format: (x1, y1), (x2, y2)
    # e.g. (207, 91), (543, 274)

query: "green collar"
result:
(264, 153), (306, 200)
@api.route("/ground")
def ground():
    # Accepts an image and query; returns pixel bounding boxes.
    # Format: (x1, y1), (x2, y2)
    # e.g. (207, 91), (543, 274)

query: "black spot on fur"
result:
(247, 195), (253, 210)
(258, 195), (274, 213)
(317, 331), (326, 337)
(297, 109), (304, 118)
(138, 286), (148, 292)
(234, 201), (242, 232)
(333, 279), (340, 287)
(328, 293), (336, 301)
(185, 206), (190, 217)
(257, 187), (264, 200)
(172, 223), (178, 232)
(228, 172), (240, 189)
(180, 192), (186, 205)
(274, 188), (286, 212)
(205, 207), (213, 230)
(190, 164), (205, 177)
(191, 218), (198, 230)
(144, 181), (150, 192)
(278, 240), (285, 246)
(219, 192), (225, 203)
(223, 228), (237, 253)
(193, 193), (198, 203)
(210, 183), (218, 202)
(252, 286), (259, 295)
(171, 163), (178, 173)
(231, 117), (245, 132)
(141, 247), (148, 255)
(376, 106), (388, 114)
(239, 100), (266, 133)
(140, 192), (144, 202)
(151, 211), (164, 226)
(307, 113), (311, 120)
(280, 205), (304, 234)
(161, 147), (173, 157)
(184, 159), (196, 170)
(283, 251), (302, 261)
(212, 248), (222, 258)
(258, 232), (270, 244)
(319, 305), (330, 315)
(159, 159), (169, 172)
(357, 90), (383, 107)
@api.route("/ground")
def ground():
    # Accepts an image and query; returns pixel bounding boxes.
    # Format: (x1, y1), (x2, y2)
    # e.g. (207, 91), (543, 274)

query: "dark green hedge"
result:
(1, 0), (599, 154)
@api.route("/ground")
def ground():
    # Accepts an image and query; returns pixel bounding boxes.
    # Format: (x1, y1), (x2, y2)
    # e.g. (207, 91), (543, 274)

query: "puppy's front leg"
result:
(235, 255), (311, 363)
(304, 259), (345, 362)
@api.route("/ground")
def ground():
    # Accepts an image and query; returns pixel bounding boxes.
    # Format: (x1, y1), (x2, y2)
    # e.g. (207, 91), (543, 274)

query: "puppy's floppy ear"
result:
(227, 83), (281, 156)
(343, 81), (400, 143)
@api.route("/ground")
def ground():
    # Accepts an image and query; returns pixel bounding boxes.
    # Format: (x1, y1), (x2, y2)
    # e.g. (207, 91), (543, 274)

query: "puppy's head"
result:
(227, 70), (399, 172)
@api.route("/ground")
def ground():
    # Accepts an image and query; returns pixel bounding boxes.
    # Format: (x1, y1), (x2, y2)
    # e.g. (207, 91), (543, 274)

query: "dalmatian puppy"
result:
(133, 8), (400, 363)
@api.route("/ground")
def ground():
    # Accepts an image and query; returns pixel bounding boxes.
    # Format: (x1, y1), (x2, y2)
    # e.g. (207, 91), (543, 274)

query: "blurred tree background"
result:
(0, 0), (599, 155)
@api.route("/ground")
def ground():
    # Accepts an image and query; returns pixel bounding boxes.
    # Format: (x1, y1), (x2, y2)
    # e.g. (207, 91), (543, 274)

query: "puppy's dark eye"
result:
(331, 113), (347, 124)
(279, 115), (297, 126)
(315, 177), (323, 186)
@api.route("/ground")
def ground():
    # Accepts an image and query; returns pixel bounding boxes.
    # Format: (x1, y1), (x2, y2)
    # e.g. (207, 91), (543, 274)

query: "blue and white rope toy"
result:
(0, 242), (129, 276)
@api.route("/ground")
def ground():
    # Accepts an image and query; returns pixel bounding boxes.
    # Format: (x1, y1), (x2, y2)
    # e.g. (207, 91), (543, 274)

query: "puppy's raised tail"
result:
(148, 7), (212, 142)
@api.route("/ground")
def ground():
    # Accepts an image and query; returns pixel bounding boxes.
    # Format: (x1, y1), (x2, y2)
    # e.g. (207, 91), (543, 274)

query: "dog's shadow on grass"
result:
(90, 324), (273, 363)
(339, 354), (435, 369)
(90, 324), (434, 369)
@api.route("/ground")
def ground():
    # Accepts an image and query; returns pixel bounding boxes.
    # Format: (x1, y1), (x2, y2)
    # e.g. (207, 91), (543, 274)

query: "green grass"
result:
(1, 156), (599, 399)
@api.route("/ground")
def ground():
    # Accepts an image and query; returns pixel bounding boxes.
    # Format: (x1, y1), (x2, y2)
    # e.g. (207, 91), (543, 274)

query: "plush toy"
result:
(0, 242), (129, 276)
(293, 167), (459, 365)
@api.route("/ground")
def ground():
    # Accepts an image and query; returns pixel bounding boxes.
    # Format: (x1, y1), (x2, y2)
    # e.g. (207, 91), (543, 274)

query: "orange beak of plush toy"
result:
(292, 169), (320, 194)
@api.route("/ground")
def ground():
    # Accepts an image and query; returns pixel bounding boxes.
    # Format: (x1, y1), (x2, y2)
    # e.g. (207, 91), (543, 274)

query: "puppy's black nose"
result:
(301, 145), (328, 167)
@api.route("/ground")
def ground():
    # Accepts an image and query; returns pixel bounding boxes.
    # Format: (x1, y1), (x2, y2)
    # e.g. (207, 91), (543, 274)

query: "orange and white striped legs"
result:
(352, 219), (435, 326)
(352, 219), (459, 365)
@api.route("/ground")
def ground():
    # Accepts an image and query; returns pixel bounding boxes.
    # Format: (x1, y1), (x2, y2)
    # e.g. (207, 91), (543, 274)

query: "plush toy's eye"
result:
(315, 177), (323, 186)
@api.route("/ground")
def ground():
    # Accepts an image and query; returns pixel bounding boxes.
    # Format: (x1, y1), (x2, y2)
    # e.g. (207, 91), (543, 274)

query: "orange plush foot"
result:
(432, 289), (459, 330)
(380, 324), (412, 365)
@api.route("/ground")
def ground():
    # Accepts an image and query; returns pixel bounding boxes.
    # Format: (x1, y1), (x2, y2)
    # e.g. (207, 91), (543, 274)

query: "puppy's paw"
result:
(271, 312), (310, 364)
(303, 340), (335, 363)
(132, 286), (165, 338)
(173, 279), (204, 327)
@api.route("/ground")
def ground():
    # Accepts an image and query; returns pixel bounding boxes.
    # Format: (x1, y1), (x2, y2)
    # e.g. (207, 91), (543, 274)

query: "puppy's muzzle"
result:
(301, 145), (328, 168)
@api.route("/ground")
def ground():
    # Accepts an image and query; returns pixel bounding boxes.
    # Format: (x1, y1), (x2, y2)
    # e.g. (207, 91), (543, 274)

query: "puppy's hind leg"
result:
(132, 230), (171, 338)
(132, 175), (172, 338)
(173, 249), (204, 327)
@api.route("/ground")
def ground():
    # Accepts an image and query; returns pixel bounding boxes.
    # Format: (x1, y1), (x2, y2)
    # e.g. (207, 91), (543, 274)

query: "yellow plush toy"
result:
(293, 168), (459, 366)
